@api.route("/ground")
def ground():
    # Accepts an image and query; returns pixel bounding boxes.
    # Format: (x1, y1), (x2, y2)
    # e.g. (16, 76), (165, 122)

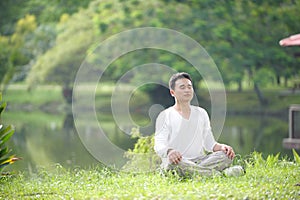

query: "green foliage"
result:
(244, 151), (268, 168)
(253, 67), (275, 87)
(129, 127), (155, 154)
(292, 149), (300, 164)
(244, 151), (295, 170)
(132, 136), (155, 154)
(0, 0), (93, 34)
(2, 0), (300, 102)
(0, 36), (12, 85)
(27, 8), (95, 89)
(0, 0), (27, 35)
(0, 93), (17, 171)
(0, 0), (93, 88)
(266, 153), (280, 167)
(123, 128), (160, 172)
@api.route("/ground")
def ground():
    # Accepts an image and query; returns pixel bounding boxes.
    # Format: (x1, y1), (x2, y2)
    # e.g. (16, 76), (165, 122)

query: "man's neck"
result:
(174, 103), (190, 111)
(173, 102), (191, 119)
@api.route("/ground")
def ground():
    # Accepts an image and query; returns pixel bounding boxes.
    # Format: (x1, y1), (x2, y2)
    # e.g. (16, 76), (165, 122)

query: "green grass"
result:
(1, 152), (299, 199)
(3, 84), (63, 105)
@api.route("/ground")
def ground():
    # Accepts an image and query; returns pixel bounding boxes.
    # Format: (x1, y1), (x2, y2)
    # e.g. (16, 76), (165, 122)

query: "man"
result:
(154, 72), (244, 176)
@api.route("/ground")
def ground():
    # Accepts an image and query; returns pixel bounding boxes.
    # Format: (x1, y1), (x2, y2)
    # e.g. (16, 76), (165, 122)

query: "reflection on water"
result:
(3, 110), (298, 173)
(5, 113), (99, 173)
(219, 115), (296, 158)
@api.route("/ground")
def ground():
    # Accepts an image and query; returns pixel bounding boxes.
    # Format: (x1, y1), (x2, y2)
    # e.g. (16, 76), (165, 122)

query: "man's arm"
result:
(154, 111), (183, 164)
(154, 112), (170, 158)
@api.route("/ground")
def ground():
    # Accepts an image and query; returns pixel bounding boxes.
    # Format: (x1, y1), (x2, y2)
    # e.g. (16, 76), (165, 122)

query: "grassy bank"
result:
(1, 152), (299, 199)
(3, 84), (300, 115)
(225, 89), (300, 115)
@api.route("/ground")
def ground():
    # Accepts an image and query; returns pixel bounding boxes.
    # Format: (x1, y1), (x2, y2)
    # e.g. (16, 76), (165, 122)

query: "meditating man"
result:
(154, 72), (244, 176)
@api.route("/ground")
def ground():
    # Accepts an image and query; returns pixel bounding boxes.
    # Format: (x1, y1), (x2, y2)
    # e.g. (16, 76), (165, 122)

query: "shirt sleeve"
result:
(202, 109), (217, 152)
(154, 111), (170, 158)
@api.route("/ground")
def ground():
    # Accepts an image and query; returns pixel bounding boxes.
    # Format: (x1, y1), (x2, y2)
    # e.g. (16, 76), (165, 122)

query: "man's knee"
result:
(206, 151), (233, 170)
(215, 151), (233, 166)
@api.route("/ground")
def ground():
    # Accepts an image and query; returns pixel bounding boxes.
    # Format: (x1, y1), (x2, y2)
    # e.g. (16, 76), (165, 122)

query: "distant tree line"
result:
(1, 0), (300, 105)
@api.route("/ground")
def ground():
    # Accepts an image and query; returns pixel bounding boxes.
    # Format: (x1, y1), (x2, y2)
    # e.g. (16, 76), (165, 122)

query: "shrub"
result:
(0, 92), (19, 172)
(122, 127), (160, 173)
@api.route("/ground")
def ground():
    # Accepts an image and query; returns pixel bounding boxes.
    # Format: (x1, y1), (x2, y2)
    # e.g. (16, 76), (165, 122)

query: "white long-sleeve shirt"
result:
(154, 105), (216, 166)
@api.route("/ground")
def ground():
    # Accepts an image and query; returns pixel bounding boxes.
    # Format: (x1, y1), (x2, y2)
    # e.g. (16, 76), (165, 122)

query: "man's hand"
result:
(222, 144), (235, 160)
(167, 149), (182, 164)
(213, 143), (235, 160)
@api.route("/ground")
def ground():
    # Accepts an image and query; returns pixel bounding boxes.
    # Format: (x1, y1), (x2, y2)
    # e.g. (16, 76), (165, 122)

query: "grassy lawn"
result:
(1, 152), (299, 199)
(3, 84), (63, 105)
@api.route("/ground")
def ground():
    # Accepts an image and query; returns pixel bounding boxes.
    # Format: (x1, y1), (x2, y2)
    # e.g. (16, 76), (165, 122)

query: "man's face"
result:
(170, 78), (194, 103)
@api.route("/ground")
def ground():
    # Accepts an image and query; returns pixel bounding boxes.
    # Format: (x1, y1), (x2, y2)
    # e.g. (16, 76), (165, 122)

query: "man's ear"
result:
(170, 89), (175, 97)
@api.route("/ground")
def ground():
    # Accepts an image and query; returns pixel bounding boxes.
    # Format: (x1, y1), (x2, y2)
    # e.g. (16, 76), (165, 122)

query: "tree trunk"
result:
(284, 76), (288, 87)
(247, 67), (267, 106)
(254, 82), (267, 105)
(276, 75), (281, 86)
(237, 80), (242, 92)
(62, 85), (73, 104)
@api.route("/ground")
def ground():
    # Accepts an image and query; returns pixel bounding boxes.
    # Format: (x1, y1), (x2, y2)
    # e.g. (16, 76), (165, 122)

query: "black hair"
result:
(169, 72), (192, 90)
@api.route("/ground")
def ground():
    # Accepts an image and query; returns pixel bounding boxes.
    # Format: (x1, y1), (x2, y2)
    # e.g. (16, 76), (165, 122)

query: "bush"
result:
(122, 127), (160, 173)
(0, 92), (19, 172)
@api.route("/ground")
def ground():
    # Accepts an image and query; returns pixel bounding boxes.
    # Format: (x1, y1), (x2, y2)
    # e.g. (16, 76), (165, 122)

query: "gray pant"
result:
(166, 151), (232, 177)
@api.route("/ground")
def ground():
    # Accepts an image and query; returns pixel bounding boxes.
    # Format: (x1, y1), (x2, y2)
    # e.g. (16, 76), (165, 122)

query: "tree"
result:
(0, 36), (12, 87)
(0, 0), (27, 35)
(0, 0), (94, 90)
(0, 0), (93, 35)
(24, 0), (300, 106)
(27, 0), (199, 104)
(191, 0), (300, 104)
(1, 14), (38, 89)
(27, 10), (95, 103)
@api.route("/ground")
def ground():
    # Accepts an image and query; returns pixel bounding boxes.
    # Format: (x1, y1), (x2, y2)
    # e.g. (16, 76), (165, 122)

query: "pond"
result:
(3, 106), (297, 173)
